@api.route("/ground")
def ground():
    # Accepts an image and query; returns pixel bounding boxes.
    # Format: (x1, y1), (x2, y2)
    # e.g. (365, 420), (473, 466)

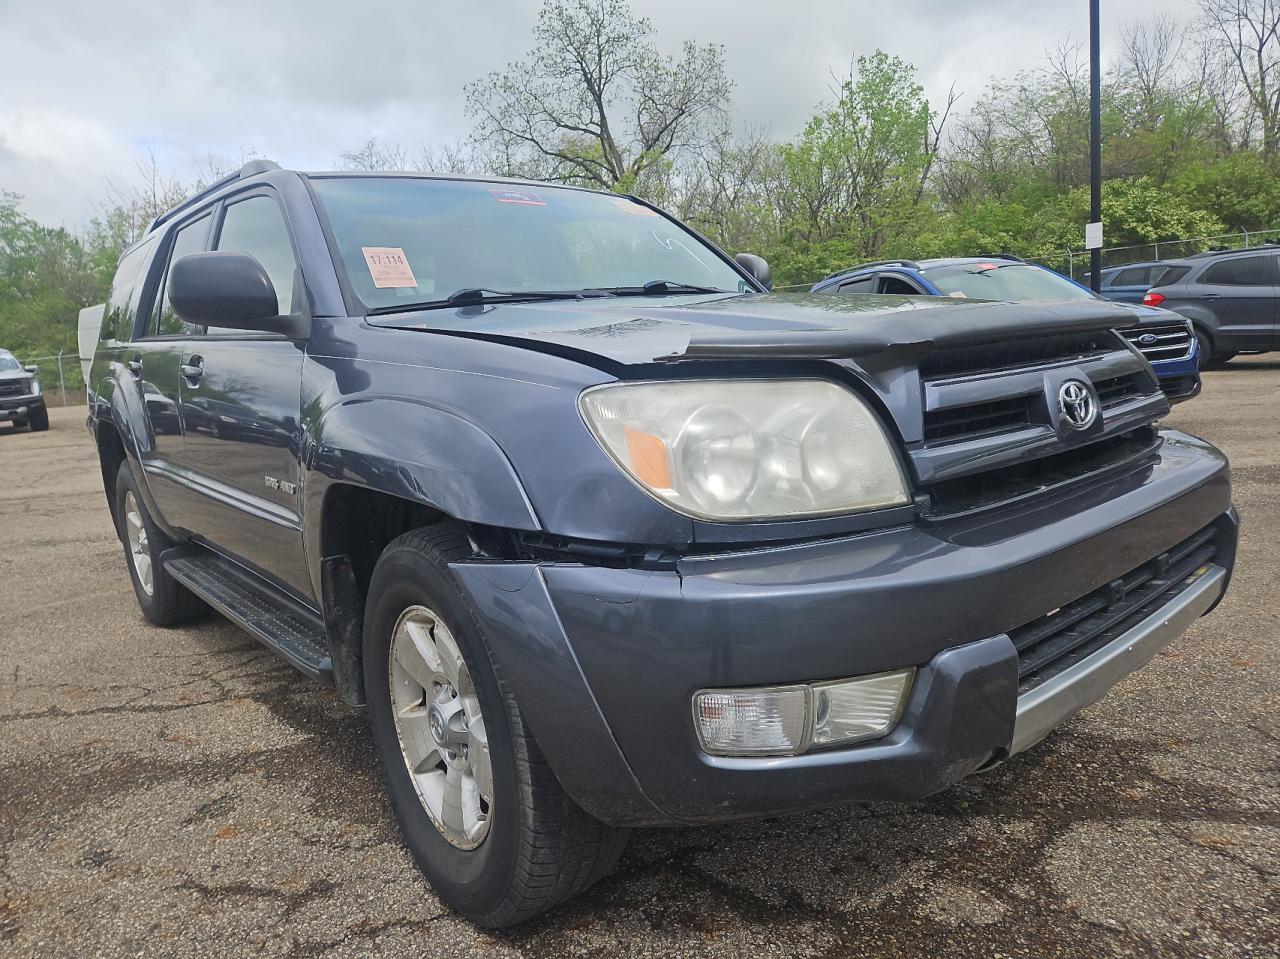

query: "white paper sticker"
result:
(362, 247), (418, 288)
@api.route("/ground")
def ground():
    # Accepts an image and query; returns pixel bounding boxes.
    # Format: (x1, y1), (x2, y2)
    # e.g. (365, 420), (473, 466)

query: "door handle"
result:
(180, 358), (205, 381)
(126, 356), (143, 376)
(1202, 293), (1221, 299)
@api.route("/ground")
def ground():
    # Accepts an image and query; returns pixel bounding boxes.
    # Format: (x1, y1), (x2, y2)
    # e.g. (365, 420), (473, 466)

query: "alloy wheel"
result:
(388, 604), (493, 849)
(123, 491), (154, 596)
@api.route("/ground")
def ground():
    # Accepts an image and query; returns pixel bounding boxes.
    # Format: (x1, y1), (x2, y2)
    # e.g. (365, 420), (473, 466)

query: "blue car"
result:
(812, 255), (1201, 403)
(1091, 261), (1179, 304)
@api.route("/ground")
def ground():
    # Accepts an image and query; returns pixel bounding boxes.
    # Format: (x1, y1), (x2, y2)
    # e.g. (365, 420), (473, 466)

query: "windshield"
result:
(309, 177), (750, 312)
(0, 355), (21, 372)
(924, 263), (1095, 302)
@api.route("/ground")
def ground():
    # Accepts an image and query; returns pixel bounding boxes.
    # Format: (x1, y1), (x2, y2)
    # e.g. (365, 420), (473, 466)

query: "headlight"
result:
(579, 379), (909, 521)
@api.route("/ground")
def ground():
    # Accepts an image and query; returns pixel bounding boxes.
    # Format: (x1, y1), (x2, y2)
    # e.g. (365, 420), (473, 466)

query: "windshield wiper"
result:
(600, 280), (733, 296)
(367, 288), (608, 314)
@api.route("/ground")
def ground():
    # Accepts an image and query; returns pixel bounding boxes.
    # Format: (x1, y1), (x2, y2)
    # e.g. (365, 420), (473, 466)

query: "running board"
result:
(163, 549), (334, 685)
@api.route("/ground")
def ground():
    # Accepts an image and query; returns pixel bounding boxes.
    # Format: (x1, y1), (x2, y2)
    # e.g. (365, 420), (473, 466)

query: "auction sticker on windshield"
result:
(490, 189), (545, 205)
(362, 247), (418, 288)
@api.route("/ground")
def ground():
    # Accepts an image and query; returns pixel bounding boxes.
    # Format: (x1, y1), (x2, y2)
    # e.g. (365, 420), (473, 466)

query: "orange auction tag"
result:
(361, 247), (418, 288)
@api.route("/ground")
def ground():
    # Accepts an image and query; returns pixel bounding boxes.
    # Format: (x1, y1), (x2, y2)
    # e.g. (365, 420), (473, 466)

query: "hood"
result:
(370, 292), (1142, 367)
(1118, 302), (1189, 324)
(0, 369), (32, 383)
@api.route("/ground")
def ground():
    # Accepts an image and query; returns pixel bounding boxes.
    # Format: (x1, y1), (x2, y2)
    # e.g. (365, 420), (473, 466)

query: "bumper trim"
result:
(1010, 563), (1226, 755)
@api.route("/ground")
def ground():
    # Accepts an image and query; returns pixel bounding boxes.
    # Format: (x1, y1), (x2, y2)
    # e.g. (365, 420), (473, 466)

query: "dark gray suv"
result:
(1143, 246), (1280, 366)
(88, 162), (1238, 926)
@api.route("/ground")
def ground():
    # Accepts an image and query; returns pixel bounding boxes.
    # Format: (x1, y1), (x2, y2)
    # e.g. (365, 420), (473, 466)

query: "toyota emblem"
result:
(1058, 380), (1097, 430)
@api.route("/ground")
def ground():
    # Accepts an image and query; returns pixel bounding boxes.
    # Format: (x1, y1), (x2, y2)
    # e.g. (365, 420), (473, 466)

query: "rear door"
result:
(173, 190), (311, 599)
(105, 235), (191, 515)
(1194, 253), (1280, 349)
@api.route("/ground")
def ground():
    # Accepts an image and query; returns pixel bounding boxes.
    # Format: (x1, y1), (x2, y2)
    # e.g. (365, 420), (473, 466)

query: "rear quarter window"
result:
(1153, 265), (1190, 287)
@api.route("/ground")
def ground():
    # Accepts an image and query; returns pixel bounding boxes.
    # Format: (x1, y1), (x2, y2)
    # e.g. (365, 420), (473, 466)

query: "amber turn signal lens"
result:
(624, 427), (672, 489)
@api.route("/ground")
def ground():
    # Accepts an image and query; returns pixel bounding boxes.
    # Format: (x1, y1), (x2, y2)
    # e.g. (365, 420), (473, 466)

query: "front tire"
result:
(363, 525), (628, 927)
(1195, 329), (1235, 369)
(27, 403), (48, 432)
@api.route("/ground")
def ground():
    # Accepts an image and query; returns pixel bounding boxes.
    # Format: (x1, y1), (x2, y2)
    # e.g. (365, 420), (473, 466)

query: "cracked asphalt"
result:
(2, 369), (1277, 959)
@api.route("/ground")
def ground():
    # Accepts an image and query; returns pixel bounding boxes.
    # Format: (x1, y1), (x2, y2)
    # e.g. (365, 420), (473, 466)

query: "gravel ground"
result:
(1, 369), (1277, 959)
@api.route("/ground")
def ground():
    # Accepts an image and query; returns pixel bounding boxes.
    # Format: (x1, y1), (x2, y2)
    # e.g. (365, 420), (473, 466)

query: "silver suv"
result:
(1143, 246), (1280, 367)
(0, 348), (47, 432)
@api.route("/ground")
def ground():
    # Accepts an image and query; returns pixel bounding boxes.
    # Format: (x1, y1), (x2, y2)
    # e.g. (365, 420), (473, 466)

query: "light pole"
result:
(1088, 0), (1102, 291)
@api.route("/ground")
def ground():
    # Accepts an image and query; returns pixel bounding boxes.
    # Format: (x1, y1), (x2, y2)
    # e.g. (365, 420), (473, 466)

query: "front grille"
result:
(923, 396), (1034, 444)
(920, 427), (1161, 519)
(0, 382), (26, 398)
(1012, 523), (1219, 694)
(1160, 375), (1197, 398)
(1093, 373), (1147, 409)
(919, 330), (1121, 379)
(1120, 323), (1193, 362)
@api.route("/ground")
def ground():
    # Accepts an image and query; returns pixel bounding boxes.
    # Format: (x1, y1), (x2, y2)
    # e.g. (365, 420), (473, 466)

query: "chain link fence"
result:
(774, 227), (1280, 290)
(19, 351), (84, 407)
(1027, 228), (1280, 279)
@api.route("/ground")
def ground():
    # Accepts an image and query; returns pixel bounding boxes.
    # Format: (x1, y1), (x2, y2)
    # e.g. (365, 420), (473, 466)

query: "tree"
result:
(770, 52), (943, 270)
(1200, 0), (1280, 157)
(465, 0), (732, 191)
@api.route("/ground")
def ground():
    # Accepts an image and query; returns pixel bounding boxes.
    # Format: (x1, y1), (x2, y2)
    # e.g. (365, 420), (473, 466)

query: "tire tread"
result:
(373, 524), (628, 927)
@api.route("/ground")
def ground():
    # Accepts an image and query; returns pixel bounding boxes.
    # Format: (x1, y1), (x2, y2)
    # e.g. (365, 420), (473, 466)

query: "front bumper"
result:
(453, 430), (1235, 826)
(0, 394), (43, 421)
(1152, 352), (1201, 404)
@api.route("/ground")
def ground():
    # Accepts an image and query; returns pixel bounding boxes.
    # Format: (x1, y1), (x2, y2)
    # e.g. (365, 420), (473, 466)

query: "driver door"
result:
(172, 191), (311, 600)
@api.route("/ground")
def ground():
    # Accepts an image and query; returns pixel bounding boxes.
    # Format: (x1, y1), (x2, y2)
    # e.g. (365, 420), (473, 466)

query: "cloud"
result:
(0, 0), (1190, 228)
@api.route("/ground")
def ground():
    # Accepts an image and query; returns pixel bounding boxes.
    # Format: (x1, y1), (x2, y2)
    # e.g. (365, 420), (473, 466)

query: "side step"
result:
(163, 549), (334, 685)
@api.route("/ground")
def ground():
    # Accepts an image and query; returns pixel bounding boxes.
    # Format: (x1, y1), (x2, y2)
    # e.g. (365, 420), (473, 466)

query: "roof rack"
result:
(147, 159), (282, 233)
(1185, 245), (1247, 259)
(821, 259), (921, 281)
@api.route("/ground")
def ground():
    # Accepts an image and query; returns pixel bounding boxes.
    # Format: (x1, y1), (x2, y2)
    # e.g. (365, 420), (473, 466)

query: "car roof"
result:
(143, 159), (613, 240)
(1102, 261), (1168, 272)
(819, 256), (1035, 286)
(1162, 245), (1280, 267)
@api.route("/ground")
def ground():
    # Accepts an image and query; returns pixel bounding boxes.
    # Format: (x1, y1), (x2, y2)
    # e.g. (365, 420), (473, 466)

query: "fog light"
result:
(811, 669), (914, 747)
(693, 686), (807, 756)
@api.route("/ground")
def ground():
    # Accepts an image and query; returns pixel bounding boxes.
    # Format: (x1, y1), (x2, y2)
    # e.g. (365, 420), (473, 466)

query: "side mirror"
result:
(169, 252), (308, 339)
(735, 253), (772, 291)
(23, 365), (38, 375)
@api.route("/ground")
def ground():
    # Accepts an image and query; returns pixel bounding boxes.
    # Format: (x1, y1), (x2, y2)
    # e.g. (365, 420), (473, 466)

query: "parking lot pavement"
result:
(1, 373), (1277, 959)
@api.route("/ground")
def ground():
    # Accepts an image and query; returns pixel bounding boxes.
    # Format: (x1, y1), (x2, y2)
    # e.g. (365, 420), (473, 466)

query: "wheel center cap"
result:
(428, 706), (446, 745)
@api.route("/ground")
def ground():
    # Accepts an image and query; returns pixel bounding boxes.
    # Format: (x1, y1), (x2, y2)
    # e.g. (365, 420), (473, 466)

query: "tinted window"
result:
(879, 275), (921, 294)
(1154, 265), (1190, 287)
(0, 354), (21, 372)
(213, 195), (298, 321)
(152, 214), (212, 336)
(1200, 255), (1276, 286)
(1114, 266), (1153, 286)
(837, 276), (875, 293)
(101, 237), (157, 343)
(309, 177), (748, 312)
(925, 263), (1094, 301)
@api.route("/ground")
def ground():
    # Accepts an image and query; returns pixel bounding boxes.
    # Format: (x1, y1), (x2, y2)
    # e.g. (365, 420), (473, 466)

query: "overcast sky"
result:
(1, 0), (1189, 229)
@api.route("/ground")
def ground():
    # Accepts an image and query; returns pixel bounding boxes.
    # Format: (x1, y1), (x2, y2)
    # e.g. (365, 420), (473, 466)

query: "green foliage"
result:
(1172, 152), (1280, 232)
(0, 193), (131, 390)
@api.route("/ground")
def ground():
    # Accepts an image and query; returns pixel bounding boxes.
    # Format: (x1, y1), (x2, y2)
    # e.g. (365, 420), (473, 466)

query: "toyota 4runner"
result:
(88, 161), (1238, 927)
